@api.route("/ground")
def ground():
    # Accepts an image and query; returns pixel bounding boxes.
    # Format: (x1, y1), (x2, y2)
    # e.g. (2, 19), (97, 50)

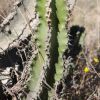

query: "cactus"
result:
(27, 0), (69, 99)
(0, 0), (99, 100)
(0, 0), (84, 100)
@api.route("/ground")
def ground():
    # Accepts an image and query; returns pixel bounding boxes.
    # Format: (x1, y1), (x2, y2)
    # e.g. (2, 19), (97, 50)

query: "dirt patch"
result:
(70, 0), (100, 52)
(0, 0), (14, 23)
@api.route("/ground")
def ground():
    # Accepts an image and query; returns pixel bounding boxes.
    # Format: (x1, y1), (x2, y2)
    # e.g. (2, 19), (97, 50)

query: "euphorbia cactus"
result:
(0, 0), (99, 100)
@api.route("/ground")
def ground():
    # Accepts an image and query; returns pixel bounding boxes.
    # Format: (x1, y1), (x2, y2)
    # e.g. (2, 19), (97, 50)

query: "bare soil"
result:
(0, 0), (14, 23)
(70, 0), (100, 52)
